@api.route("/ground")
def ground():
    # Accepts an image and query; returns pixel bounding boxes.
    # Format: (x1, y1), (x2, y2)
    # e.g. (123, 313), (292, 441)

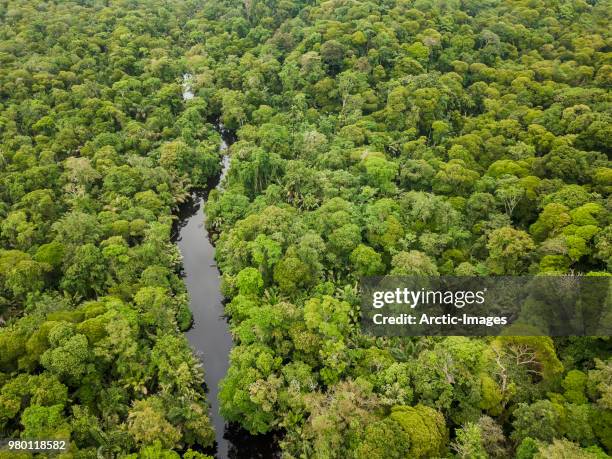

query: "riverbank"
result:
(174, 76), (281, 456)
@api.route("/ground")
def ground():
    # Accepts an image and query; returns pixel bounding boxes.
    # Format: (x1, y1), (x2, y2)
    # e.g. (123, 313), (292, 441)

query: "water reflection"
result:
(172, 125), (280, 457)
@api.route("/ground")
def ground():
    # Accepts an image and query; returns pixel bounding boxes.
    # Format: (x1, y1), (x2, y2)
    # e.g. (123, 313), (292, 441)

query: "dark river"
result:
(171, 110), (279, 457)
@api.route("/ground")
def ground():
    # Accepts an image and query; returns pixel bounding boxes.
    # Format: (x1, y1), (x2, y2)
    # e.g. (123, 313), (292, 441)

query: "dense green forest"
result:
(0, 0), (611, 457)
(0, 1), (220, 457)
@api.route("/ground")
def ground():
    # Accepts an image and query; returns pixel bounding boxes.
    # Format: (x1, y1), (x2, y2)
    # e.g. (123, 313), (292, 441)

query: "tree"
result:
(512, 400), (562, 443)
(273, 256), (312, 294)
(320, 40), (345, 72)
(158, 140), (218, 185)
(495, 176), (526, 218)
(563, 370), (588, 404)
(52, 212), (101, 246)
(34, 242), (65, 270)
(40, 325), (90, 381)
(534, 439), (607, 459)
(390, 251), (438, 276)
(530, 204), (572, 241)
(362, 155), (398, 194)
(433, 160), (480, 196)
(60, 244), (107, 297)
(4, 258), (50, 299)
(478, 415), (509, 458)
(219, 344), (281, 434)
(220, 89), (248, 130)
(390, 405), (448, 458)
(249, 234), (282, 280)
(236, 267), (264, 296)
(127, 397), (182, 448)
(297, 380), (380, 458)
(452, 422), (487, 459)
(486, 227), (535, 274)
(1, 0), (610, 455)
(328, 224), (362, 259)
(492, 335), (564, 385)
(354, 416), (411, 459)
(350, 244), (384, 276)
(20, 404), (71, 440)
(1, 211), (37, 250)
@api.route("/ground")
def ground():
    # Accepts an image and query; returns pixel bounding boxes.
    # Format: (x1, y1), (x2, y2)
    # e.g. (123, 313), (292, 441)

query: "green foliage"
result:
(127, 397), (181, 449)
(40, 330), (90, 381)
(477, 415), (509, 458)
(486, 227), (535, 274)
(452, 422), (487, 459)
(34, 242), (65, 269)
(534, 439), (610, 459)
(0, 0), (610, 455)
(389, 405), (448, 458)
(274, 256), (313, 294)
(20, 404), (70, 440)
(354, 416), (411, 459)
(236, 267), (264, 296)
(516, 437), (540, 459)
(480, 374), (504, 416)
(511, 400), (562, 443)
(0, 0), (218, 454)
(564, 370), (589, 404)
(219, 344), (281, 434)
(362, 156), (398, 194)
(390, 251), (439, 276)
(298, 380), (380, 458)
(350, 244), (384, 276)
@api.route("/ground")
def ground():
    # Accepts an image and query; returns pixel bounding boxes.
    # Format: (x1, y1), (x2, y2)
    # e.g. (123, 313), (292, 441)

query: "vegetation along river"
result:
(172, 76), (279, 458)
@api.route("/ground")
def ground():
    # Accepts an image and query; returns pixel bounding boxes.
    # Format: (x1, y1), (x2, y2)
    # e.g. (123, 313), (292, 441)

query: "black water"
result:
(172, 136), (280, 458)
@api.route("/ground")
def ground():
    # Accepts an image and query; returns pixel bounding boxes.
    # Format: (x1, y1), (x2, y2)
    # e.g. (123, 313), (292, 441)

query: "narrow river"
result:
(173, 75), (279, 458)
(175, 145), (232, 458)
